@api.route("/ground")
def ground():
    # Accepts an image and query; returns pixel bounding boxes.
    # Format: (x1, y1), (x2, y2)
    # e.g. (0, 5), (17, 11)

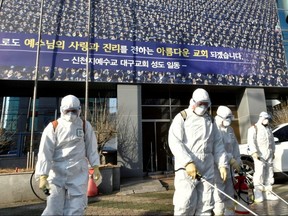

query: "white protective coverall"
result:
(213, 106), (242, 216)
(247, 111), (277, 202)
(168, 89), (228, 215)
(35, 95), (100, 215)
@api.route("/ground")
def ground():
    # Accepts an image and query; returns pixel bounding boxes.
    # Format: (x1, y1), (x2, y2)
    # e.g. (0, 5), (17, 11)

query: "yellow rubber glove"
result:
(219, 167), (227, 182)
(39, 175), (49, 190)
(252, 152), (259, 160)
(185, 162), (197, 179)
(93, 166), (101, 181)
(230, 158), (241, 172)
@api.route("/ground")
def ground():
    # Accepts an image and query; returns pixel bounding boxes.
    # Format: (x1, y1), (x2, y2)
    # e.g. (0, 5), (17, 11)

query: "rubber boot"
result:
(264, 185), (278, 201)
(254, 186), (264, 203)
(213, 213), (224, 216)
(213, 208), (224, 216)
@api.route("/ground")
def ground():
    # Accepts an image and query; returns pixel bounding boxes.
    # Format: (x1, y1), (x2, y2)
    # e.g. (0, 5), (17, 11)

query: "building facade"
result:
(0, 0), (288, 177)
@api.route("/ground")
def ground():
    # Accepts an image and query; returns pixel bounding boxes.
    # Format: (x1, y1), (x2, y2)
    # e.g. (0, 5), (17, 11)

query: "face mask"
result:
(223, 118), (232, 127)
(194, 105), (207, 116)
(262, 119), (269, 126)
(63, 112), (77, 122)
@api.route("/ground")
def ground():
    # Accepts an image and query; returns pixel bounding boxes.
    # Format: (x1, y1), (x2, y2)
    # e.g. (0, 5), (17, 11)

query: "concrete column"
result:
(117, 84), (143, 178)
(237, 88), (267, 144)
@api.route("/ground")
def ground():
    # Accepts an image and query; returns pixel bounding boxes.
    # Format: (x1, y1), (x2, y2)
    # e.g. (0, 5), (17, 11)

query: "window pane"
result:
(142, 106), (170, 119)
(142, 98), (170, 105)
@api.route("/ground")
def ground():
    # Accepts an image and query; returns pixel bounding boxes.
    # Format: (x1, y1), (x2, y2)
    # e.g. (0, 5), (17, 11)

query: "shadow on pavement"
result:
(0, 202), (45, 216)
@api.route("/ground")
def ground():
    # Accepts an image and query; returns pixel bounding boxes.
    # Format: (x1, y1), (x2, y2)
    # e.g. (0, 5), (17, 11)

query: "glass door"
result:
(142, 121), (172, 173)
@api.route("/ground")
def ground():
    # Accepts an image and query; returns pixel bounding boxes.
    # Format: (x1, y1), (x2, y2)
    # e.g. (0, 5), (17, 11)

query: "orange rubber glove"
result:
(219, 167), (227, 182)
(39, 175), (49, 190)
(93, 166), (102, 186)
(230, 158), (241, 172)
(185, 162), (197, 179)
(252, 152), (259, 160)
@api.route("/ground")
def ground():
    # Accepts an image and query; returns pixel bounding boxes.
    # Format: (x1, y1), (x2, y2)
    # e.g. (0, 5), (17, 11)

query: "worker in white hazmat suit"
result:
(213, 106), (242, 216)
(247, 111), (278, 203)
(35, 95), (101, 215)
(168, 88), (228, 215)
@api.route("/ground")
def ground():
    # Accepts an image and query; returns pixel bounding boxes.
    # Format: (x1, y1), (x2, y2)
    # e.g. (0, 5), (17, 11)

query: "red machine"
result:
(234, 175), (252, 215)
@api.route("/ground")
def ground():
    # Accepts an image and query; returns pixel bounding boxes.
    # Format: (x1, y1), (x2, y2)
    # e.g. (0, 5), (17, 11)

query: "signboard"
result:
(0, 0), (286, 86)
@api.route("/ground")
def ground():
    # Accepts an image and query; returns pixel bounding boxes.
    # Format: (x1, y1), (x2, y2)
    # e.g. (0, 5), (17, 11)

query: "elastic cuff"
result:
(184, 162), (193, 167)
(219, 166), (227, 169)
(229, 158), (236, 164)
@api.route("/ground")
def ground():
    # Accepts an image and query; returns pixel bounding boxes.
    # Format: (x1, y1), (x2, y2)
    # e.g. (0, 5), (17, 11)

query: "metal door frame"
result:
(142, 119), (170, 172)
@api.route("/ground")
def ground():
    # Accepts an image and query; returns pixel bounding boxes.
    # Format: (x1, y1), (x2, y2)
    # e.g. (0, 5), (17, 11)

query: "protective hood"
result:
(189, 88), (211, 108)
(60, 95), (81, 119)
(259, 111), (271, 119)
(257, 111), (271, 124)
(216, 106), (233, 119)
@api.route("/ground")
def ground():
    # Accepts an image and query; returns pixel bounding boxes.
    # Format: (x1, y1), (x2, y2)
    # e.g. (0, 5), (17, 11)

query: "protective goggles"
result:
(218, 114), (234, 121)
(62, 108), (79, 115)
(263, 117), (272, 123)
(193, 100), (211, 108)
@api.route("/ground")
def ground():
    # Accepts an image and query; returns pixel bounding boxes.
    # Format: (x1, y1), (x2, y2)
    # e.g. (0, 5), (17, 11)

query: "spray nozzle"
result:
(43, 188), (50, 196)
(196, 173), (202, 181)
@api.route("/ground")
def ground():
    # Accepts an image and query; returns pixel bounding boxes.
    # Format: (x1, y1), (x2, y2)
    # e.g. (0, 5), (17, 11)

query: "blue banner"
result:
(0, 32), (255, 75)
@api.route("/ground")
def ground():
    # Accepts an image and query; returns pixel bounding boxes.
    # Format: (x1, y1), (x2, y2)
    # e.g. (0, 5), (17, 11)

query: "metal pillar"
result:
(85, 0), (92, 121)
(28, 0), (45, 169)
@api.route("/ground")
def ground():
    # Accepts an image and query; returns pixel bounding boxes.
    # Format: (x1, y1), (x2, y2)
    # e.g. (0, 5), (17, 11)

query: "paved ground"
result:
(0, 175), (288, 215)
(247, 178), (288, 216)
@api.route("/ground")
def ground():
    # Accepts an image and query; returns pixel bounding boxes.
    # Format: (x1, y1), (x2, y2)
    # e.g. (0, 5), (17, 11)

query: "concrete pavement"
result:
(247, 177), (288, 216)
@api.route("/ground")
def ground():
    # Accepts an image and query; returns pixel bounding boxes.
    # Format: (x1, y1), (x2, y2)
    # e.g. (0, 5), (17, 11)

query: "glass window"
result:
(171, 106), (187, 119)
(170, 98), (189, 106)
(273, 124), (288, 142)
(142, 98), (170, 106)
(142, 106), (171, 119)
